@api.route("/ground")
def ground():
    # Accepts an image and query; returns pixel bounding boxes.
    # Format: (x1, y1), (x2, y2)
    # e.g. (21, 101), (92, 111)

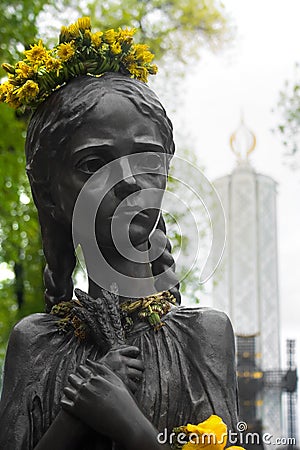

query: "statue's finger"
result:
(118, 346), (140, 357)
(123, 356), (144, 371)
(61, 397), (74, 411)
(77, 364), (93, 379)
(127, 368), (144, 381)
(94, 362), (125, 386)
(63, 386), (78, 402)
(68, 373), (85, 389)
(85, 358), (104, 372)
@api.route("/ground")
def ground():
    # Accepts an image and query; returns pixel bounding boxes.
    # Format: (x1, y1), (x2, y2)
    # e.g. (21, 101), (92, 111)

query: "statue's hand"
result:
(61, 363), (144, 443)
(99, 345), (144, 393)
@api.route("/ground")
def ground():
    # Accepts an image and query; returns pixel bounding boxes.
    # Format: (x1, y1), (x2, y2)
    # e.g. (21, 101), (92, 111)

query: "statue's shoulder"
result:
(171, 305), (232, 328)
(12, 312), (49, 335)
(1, 314), (52, 395)
(168, 306), (235, 351)
(9, 313), (54, 351)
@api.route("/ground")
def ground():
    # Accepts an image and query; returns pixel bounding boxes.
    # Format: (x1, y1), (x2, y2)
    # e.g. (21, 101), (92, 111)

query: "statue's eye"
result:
(76, 157), (105, 174)
(140, 153), (164, 171)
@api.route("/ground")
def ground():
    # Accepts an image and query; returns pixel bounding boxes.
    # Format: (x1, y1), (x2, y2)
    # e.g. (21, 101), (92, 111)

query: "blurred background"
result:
(0, 0), (299, 445)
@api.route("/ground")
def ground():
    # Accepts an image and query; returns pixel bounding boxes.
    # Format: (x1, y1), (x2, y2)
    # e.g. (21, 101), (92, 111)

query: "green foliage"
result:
(0, 0), (54, 62)
(0, 104), (44, 374)
(276, 68), (300, 158)
(78, 0), (232, 62)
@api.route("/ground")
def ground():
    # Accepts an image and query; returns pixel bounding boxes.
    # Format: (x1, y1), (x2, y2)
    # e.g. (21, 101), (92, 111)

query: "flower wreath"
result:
(0, 16), (158, 111)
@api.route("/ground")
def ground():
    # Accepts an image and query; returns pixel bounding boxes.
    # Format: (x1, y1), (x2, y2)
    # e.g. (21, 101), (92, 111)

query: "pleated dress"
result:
(0, 305), (238, 449)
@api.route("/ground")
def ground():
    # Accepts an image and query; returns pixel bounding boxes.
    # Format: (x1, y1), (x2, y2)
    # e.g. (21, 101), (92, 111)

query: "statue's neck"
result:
(84, 241), (156, 301)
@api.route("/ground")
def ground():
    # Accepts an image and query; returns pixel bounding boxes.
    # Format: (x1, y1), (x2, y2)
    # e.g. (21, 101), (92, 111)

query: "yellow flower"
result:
(5, 90), (22, 109)
(84, 30), (92, 41)
(133, 44), (154, 63)
(57, 42), (75, 62)
(44, 57), (62, 73)
(227, 447), (246, 450)
(2, 63), (15, 75)
(15, 61), (35, 79)
(110, 42), (122, 55)
(15, 80), (39, 102)
(129, 65), (149, 83)
(182, 415), (228, 450)
(142, 51), (154, 63)
(77, 16), (91, 31)
(91, 31), (103, 47)
(67, 23), (80, 39)
(149, 64), (158, 75)
(24, 40), (49, 66)
(123, 53), (135, 65)
(0, 81), (14, 101)
(60, 26), (70, 42)
(0, 81), (14, 94)
(104, 29), (117, 44)
(116, 27), (136, 44)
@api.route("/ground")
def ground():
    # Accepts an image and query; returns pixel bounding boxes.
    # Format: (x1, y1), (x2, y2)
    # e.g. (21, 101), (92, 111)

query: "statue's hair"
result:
(25, 73), (181, 311)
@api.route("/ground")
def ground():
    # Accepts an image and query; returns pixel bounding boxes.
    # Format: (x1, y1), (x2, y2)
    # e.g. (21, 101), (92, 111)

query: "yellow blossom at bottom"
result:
(227, 447), (246, 450)
(182, 415), (228, 450)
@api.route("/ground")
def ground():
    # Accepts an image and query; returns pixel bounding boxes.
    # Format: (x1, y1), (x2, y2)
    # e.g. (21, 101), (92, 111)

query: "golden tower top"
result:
(230, 115), (256, 161)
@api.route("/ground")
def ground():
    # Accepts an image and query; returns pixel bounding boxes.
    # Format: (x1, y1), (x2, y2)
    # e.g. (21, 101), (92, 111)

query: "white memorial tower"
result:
(211, 119), (282, 439)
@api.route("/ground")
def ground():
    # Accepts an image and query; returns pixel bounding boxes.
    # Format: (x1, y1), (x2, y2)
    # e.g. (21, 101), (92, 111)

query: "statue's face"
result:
(51, 92), (169, 248)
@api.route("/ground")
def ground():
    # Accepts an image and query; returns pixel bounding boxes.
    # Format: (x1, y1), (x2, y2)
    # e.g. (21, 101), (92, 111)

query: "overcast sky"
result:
(159, 0), (300, 430)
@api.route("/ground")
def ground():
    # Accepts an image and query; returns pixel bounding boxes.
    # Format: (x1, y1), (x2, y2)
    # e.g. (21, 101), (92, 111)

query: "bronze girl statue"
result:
(0, 19), (238, 450)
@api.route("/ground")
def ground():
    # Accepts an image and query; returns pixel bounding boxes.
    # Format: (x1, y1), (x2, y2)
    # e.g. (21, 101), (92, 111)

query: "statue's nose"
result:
(113, 159), (141, 200)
